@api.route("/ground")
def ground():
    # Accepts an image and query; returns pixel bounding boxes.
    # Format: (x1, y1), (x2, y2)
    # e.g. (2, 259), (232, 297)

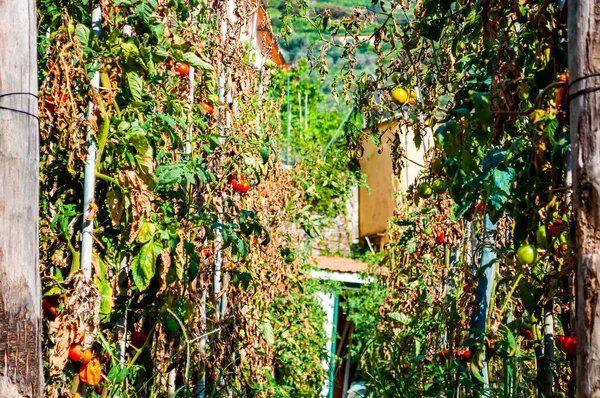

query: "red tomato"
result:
(556, 335), (576, 355)
(435, 230), (446, 245)
(174, 62), (190, 77)
(203, 249), (211, 257)
(130, 332), (147, 349)
(69, 345), (83, 362)
(462, 283), (469, 292)
(475, 202), (485, 212)
(555, 245), (567, 258)
(95, 385), (103, 394)
(437, 349), (450, 363)
(199, 101), (214, 115)
(459, 349), (470, 362)
(263, 191), (269, 198)
(42, 297), (59, 320)
(100, 351), (109, 364)
(548, 220), (561, 237)
(520, 329), (534, 340)
(232, 176), (251, 193)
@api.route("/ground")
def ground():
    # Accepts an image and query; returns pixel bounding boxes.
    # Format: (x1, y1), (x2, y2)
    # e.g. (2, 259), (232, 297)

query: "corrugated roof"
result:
(315, 255), (370, 274)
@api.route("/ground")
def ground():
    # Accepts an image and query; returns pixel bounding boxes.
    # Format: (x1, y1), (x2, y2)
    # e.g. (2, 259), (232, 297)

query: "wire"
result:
(0, 106), (40, 121)
(0, 92), (38, 100)
(0, 92), (40, 120)
(567, 73), (600, 103)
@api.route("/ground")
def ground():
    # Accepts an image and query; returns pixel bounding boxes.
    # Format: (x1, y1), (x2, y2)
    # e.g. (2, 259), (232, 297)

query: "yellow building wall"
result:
(359, 120), (431, 239)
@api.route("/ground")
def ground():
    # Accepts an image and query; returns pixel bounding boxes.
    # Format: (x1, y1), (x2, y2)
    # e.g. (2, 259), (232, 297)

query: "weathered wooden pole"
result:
(568, 0), (600, 395)
(0, 0), (43, 397)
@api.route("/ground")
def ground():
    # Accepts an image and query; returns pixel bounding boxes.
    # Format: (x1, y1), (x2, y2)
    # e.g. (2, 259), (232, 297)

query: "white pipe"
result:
(80, 6), (102, 281)
(79, 10), (101, 398)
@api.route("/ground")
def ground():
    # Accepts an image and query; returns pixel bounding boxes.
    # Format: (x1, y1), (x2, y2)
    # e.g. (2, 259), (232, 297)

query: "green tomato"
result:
(431, 157), (445, 175)
(424, 74), (434, 86)
(424, 227), (433, 236)
(418, 182), (433, 198)
(390, 72), (402, 84)
(536, 226), (549, 249)
(432, 179), (448, 194)
(517, 245), (537, 265)
(166, 315), (178, 334)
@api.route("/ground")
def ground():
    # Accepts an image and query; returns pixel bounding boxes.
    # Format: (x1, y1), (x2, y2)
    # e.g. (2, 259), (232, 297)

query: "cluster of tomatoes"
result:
(230, 174), (251, 194)
(174, 62), (214, 115)
(436, 348), (471, 364)
(68, 340), (104, 389)
(389, 72), (418, 106)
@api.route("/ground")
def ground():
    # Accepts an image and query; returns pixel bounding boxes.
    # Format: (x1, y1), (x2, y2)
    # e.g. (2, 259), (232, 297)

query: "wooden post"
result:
(568, 0), (600, 395)
(0, 1), (42, 397)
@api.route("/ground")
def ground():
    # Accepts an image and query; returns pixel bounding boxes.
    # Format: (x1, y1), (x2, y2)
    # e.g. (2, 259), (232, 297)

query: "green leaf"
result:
(74, 24), (91, 48)
(181, 52), (214, 71)
(97, 279), (113, 318)
(136, 221), (156, 244)
(126, 71), (144, 102)
(469, 91), (492, 130)
(131, 241), (162, 291)
(259, 316), (275, 345)
(259, 147), (270, 164)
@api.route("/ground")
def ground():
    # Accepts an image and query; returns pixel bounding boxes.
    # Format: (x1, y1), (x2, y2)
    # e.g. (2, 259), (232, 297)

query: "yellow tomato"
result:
(391, 87), (409, 105)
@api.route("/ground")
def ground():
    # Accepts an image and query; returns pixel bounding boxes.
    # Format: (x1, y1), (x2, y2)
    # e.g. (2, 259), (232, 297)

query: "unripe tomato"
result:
(174, 62), (190, 77)
(430, 157), (445, 175)
(418, 182), (433, 198)
(424, 74), (434, 86)
(516, 245), (537, 265)
(432, 179), (448, 194)
(390, 72), (402, 84)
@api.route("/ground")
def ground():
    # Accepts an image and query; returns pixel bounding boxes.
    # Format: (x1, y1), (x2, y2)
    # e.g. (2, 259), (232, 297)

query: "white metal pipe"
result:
(80, 6), (102, 281)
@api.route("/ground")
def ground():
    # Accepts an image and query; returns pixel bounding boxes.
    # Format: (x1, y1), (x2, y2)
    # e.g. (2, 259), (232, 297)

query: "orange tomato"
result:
(79, 359), (102, 386)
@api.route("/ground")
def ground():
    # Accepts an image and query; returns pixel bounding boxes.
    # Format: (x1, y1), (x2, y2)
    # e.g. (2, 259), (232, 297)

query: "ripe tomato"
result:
(528, 109), (547, 123)
(557, 72), (569, 82)
(203, 249), (211, 257)
(459, 349), (470, 362)
(391, 87), (409, 105)
(437, 349), (450, 363)
(95, 385), (103, 394)
(556, 335), (576, 355)
(100, 351), (109, 364)
(69, 345), (83, 362)
(520, 329), (534, 340)
(548, 219), (562, 237)
(516, 245), (537, 265)
(80, 349), (93, 365)
(199, 101), (214, 115)
(232, 176), (251, 193)
(79, 359), (102, 386)
(407, 89), (417, 105)
(555, 244), (567, 258)
(475, 202), (485, 212)
(42, 297), (59, 320)
(130, 332), (147, 349)
(436, 230), (446, 245)
(174, 62), (190, 77)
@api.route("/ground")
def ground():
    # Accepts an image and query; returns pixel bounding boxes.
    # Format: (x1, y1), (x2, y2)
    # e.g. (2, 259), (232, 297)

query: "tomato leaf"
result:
(181, 52), (214, 72)
(131, 241), (162, 291)
(126, 71), (144, 102)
